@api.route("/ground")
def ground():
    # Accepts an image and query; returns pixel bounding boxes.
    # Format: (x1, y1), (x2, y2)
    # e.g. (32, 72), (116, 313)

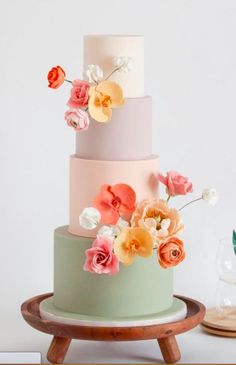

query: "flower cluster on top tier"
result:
(47, 57), (134, 131)
(79, 171), (218, 276)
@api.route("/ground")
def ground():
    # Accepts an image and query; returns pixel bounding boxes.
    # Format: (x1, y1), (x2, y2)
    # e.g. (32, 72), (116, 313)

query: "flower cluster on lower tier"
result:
(79, 171), (218, 276)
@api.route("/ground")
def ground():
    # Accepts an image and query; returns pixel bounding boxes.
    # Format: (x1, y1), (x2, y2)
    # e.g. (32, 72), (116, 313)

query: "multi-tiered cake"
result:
(41, 35), (188, 324)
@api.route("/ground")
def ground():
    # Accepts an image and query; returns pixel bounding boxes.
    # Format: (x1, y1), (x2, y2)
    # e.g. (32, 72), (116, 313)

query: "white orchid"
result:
(98, 217), (129, 240)
(202, 188), (219, 206)
(86, 64), (103, 83)
(113, 56), (134, 73)
(79, 207), (101, 230)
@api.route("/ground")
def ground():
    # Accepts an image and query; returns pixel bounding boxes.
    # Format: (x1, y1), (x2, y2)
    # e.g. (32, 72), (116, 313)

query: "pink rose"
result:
(65, 109), (90, 131)
(67, 79), (90, 108)
(159, 171), (193, 197)
(83, 236), (119, 275)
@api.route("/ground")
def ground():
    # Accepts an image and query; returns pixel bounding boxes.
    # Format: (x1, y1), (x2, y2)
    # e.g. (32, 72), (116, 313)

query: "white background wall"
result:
(0, 0), (236, 363)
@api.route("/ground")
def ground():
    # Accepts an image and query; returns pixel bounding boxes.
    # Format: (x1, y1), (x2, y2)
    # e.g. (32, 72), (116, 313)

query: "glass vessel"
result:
(215, 237), (236, 319)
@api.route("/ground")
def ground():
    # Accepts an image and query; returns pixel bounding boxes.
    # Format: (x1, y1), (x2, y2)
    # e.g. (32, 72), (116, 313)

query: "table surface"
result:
(1, 306), (236, 364)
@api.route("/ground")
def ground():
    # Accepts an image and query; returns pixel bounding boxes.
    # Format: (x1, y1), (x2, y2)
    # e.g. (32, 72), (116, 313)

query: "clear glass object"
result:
(215, 237), (236, 319)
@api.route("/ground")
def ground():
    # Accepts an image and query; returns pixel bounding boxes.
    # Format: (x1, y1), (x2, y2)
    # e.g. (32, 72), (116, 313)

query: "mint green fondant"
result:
(54, 226), (173, 318)
(41, 296), (185, 324)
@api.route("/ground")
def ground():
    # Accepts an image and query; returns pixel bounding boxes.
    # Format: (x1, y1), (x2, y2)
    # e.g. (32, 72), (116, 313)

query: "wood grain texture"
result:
(21, 293), (205, 341)
(47, 336), (71, 364)
(158, 336), (181, 363)
(21, 293), (205, 364)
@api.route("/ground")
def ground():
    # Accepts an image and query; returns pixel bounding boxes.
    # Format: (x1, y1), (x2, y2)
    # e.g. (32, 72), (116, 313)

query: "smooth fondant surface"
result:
(54, 226), (173, 318)
(69, 155), (159, 237)
(83, 35), (144, 98)
(76, 97), (152, 161)
(40, 296), (186, 327)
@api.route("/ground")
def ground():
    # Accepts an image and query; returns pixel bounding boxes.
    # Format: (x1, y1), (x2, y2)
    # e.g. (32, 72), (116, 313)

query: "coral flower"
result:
(114, 227), (153, 265)
(93, 184), (136, 225)
(158, 236), (186, 268)
(67, 79), (90, 108)
(88, 81), (124, 123)
(131, 199), (184, 244)
(47, 65), (65, 89)
(159, 171), (193, 197)
(84, 236), (119, 275)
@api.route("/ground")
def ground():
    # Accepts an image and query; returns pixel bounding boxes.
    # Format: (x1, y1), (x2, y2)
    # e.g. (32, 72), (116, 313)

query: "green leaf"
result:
(232, 230), (236, 255)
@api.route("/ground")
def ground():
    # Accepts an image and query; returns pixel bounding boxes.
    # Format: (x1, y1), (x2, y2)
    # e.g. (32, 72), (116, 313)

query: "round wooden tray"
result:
(201, 307), (236, 337)
(21, 293), (205, 364)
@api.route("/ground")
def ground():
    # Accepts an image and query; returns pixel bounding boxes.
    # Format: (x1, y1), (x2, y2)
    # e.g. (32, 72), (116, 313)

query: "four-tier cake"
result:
(41, 35), (188, 324)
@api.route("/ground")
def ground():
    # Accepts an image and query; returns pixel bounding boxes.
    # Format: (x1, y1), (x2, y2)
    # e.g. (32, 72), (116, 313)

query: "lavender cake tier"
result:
(76, 96), (152, 161)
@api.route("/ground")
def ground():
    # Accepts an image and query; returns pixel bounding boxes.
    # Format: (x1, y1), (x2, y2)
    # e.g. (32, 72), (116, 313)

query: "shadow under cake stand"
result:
(21, 293), (205, 364)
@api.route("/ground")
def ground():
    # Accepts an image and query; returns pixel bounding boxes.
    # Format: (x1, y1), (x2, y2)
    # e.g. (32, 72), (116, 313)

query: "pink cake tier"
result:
(76, 97), (152, 161)
(69, 155), (159, 238)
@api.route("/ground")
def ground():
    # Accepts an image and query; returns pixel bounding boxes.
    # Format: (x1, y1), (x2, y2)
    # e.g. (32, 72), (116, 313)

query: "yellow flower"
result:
(114, 227), (153, 266)
(88, 81), (124, 123)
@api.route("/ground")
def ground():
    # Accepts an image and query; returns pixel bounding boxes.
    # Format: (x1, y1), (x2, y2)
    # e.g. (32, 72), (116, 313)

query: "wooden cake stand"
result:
(21, 293), (205, 364)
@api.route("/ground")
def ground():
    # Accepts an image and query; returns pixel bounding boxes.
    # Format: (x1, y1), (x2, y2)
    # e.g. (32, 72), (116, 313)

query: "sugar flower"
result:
(114, 227), (153, 265)
(113, 56), (134, 73)
(79, 207), (101, 230)
(98, 218), (129, 240)
(48, 65), (65, 89)
(88, 81), (124, 123)
(97, 225), (116, 240)
(158, 236), (186, 268)
(86, 64), (104, 84)
(65, 109), (90, 132)
(131, 199), (184, 244)
(202, 188), (218, 206)
(67, 79), (90, 108)
(159, 171), (193, 197)
(84, 236), (119, 275)
(93, 184), (136, 225)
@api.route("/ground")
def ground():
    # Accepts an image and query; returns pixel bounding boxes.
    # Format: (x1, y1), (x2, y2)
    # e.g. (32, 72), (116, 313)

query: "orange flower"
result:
(114, 227), (153, 265)
(48, 65), (66, 89)
(131, 199), (184, 244)
(158, 236), (185, 268)
(93, 184), (136, 225)
(88, 81), (124, 122)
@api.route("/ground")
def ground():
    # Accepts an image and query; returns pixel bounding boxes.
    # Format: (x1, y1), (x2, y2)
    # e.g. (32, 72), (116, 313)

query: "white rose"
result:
(113, 56), (134, 73)
(97, 225), (116, 239)
(98, 218), (129, 239)
(202, 188), (219, 206)
(117, 217), (129, 229)
(79, 207), (101, 230)
(86, 64), (103, 83)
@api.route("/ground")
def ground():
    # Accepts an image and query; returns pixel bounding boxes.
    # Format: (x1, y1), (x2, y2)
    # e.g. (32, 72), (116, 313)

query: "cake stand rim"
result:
(21, 293), (205, 341)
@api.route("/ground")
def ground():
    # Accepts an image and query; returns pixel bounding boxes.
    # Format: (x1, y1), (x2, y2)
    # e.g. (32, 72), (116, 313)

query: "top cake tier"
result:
(83, 35), (144, 98)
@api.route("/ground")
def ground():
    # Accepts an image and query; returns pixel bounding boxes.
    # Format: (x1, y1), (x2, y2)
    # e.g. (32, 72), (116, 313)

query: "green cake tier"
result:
(54, 226), (173, 318)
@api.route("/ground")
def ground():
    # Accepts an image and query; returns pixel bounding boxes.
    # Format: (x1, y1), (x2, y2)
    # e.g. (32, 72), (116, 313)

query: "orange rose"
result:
(158, 236), (185, 268)
(48, 65), (66, 89)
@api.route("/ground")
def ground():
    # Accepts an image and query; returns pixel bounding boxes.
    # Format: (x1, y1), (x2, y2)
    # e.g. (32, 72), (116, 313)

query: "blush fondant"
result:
(83, 35), (144, 98)
(69, 155), (160, 238)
